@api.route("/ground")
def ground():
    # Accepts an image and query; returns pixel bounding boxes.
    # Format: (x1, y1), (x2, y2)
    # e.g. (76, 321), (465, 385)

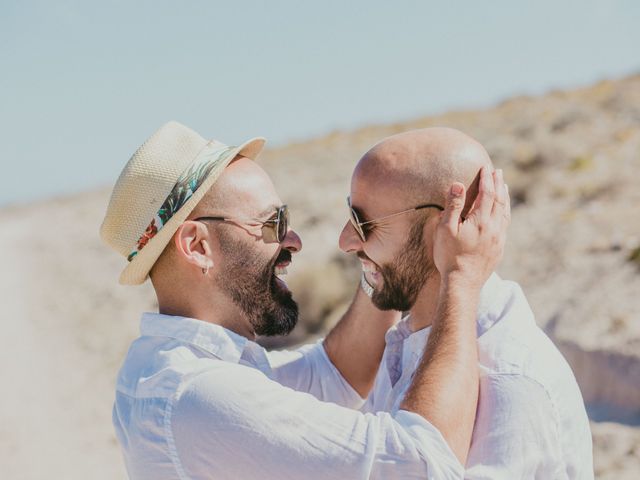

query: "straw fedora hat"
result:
(100, 121), (265, 285)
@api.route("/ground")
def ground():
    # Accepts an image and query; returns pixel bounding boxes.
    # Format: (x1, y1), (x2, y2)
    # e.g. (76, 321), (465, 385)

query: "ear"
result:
(173, 221), (215, 271)
(462, 169), (482, 219)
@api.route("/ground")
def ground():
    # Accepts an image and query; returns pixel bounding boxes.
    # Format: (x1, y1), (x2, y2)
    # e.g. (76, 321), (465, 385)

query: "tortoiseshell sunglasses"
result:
(195, 204), (289, 243)
(347, 197), (444, 242)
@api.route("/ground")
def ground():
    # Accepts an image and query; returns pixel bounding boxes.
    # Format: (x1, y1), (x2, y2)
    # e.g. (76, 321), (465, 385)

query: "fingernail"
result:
(505, 183), (509, 193)
(451, 184), (464, 196)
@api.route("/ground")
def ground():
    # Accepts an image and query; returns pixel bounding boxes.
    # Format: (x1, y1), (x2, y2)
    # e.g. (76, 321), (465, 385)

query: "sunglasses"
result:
(194, 204), (289, 243)
(347, 196), (444, 242)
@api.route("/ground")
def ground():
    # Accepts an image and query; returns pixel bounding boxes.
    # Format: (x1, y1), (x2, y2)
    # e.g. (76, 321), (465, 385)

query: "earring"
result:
(202, 266), (209, 275)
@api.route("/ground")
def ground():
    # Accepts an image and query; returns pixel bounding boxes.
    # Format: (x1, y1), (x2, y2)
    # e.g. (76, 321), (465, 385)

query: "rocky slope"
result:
(1, 74), (639, 478)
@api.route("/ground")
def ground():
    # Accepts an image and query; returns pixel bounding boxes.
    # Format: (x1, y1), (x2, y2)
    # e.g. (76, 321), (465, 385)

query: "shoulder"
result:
(471, 372), (592, 478)
(175, 360), (269, 407)
(469, 373), (563, 474)
(480, 318), (588, 430)
(116, 335), (224, 398)
(166, 362), (282, 450)
(477, 373), (559, 429)
(482, 371), (554, 403)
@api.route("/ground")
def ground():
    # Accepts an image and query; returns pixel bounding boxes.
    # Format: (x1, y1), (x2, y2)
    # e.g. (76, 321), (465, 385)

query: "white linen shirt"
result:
(362, 274), (594, 479)
(113, 313), (464, 479)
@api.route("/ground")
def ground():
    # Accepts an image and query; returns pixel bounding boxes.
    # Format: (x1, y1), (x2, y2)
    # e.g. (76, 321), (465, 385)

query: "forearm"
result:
(323, 285), (400, 398)
(398, 166), (508, 464)
(400, 275), (480, 464)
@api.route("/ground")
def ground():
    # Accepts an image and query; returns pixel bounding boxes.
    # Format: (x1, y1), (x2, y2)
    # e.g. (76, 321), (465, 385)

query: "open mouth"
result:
(270, 247), (293, 293)
(361, 260), (381, 286)
(272, 262), (290, 291)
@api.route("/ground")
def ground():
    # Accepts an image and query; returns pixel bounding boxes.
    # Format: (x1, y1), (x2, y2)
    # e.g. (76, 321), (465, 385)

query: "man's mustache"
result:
(274, 248), (292, 266)
(357, 251), (373, 263)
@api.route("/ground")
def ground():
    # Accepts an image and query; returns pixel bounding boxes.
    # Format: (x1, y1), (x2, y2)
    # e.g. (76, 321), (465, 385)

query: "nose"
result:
(282, 227), (302, 253)
(338, 220), (362, 253)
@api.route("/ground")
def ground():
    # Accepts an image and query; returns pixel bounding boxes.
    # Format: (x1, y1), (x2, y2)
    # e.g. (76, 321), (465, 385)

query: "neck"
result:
(407, 273), (442, 332)
(154, 277), (256, 340)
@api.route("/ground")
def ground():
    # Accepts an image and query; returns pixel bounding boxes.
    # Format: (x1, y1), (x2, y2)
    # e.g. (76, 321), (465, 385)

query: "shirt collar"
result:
(475, 272), (514, 337)
(140, 312), (250, 363)
(384, 314), (413, 346)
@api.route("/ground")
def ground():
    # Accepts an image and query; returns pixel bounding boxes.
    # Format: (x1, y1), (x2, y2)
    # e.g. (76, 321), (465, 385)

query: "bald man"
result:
(339, 128), (593, 479)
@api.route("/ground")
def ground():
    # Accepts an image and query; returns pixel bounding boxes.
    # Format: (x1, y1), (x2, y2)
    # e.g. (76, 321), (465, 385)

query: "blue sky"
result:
(1, 0), (639, 206)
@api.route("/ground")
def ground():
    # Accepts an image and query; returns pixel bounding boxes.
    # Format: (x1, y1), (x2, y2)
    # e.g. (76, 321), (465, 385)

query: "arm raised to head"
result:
(401, 166), (510, 463)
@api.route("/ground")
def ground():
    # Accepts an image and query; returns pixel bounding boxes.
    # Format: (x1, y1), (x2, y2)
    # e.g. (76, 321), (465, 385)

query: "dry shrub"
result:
(288, 258), (359, 335)
(568, 155), (594, 172)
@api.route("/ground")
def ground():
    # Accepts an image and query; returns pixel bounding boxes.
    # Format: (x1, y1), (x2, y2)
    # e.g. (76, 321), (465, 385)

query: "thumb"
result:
(440, 183), (466, 233)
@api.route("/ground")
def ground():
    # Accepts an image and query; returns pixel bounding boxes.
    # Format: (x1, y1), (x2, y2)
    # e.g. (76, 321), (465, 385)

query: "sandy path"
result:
(0, 207), (128, 479)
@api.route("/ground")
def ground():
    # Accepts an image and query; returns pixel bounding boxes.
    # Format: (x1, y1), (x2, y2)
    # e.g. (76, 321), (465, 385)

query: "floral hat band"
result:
(100, 121), (266, 285)
(127, 142), (235, 262)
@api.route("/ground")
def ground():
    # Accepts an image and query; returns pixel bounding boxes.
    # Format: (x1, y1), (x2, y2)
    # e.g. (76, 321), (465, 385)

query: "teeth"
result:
(362, 264), (377, 273)
(275, 266), (288, 276)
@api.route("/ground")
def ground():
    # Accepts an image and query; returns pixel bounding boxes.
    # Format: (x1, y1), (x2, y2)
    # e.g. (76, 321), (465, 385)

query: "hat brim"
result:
(118, 136), (266, 285)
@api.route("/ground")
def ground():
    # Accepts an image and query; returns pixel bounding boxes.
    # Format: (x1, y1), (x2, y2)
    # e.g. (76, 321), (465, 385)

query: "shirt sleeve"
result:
(168, 361), (464, 480)
(464, 374), (563, 479)
(266, 339), (365, 409)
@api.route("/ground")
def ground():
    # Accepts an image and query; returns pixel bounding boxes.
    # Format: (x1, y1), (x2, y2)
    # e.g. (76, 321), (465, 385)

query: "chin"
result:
(372, 294), (414, 312)
(255, 292), (299, 337)
(371, 279), (417, 312)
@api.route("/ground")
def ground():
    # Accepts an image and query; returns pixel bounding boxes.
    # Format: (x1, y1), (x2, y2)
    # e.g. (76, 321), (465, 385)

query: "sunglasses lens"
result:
(278, 207), (288, 242)
(348, 207), (366, 242)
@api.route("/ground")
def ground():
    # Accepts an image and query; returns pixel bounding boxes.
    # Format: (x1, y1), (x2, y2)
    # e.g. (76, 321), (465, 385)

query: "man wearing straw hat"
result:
(101, 121), (508, 479)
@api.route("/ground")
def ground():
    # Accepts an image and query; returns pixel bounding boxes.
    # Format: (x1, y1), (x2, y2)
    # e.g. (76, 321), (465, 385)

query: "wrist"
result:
(439, 272), (484, 309)
(440, 269), (486, 295)
(433, 275), (482, 335)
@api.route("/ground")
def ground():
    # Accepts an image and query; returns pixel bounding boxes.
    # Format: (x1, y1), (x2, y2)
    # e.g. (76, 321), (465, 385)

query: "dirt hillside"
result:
(2, 75), (639, 478)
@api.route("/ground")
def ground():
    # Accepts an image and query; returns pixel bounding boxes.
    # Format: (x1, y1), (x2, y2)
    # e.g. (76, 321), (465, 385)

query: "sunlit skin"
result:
(148, 135), (509, 465)
(339, 127), (509, 463)
(339, 127), (493, 331)
(150, 156), (399, 396)
(150, 157), (302, 340)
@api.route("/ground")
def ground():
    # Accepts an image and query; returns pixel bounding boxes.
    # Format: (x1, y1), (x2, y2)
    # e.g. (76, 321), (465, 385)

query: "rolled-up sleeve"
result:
(169, 362), (463, 480)
(267, 340), (365, 409)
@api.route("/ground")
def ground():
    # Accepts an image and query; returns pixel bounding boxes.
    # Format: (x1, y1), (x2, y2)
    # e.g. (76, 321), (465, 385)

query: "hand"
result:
(432, 166), (510, 290)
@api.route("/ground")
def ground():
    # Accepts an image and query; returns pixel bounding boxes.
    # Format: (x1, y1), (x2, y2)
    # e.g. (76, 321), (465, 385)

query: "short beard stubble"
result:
(371, 217), (436, 311)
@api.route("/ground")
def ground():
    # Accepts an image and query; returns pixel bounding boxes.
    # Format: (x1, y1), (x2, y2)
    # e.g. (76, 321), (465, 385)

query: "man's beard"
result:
(371, 220), (436, 311)
(215, 230), (298, 337)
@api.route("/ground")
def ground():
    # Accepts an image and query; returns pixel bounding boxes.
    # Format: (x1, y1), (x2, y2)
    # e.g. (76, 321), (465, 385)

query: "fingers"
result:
(490, 169), (510, 225)
(440, 182), (466, 234)
(492, 169), (505, 215)
(492, 168), (510, 225)
(493, 171), (510, 258)
(467, 166), (495, 225)
(504, 183), (511, 223)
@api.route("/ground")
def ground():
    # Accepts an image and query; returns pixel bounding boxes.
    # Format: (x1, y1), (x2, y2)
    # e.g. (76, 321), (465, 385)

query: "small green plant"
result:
(568, 155), (594, 172)
(629, 245), (640, 266)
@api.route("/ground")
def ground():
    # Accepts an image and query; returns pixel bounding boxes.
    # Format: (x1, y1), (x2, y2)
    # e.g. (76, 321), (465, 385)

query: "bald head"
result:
(355, 128), (492, 213)
(190, 156), (282, 220)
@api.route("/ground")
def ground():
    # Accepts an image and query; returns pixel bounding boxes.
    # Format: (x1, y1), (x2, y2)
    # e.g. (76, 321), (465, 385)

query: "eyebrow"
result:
(256, 204), (280, 218)
(355, 207), (381, 227)
(351, 205), (370, 222)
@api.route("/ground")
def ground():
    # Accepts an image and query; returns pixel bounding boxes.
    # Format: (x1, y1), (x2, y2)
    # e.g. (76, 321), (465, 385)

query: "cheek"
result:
(423, 223), (437, 255)
(231, 239), (279, 272)
(363, 233), (400, 267)
(263, 245), (280, 267)
(246, 231), (280, 257)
